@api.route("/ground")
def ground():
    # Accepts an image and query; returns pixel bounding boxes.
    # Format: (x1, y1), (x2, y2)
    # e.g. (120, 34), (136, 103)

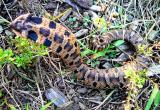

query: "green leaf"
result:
(68, 17), (73, 22)
(92, 46), (114, 59)
(0, 90), (3, 97)
(154, 91), (160, 108)
(0, 16), (11, 24)
(113, 40), (124, 47)
(72, 17), (77, 21)
(71, 73), (77, 82)
(91, 61), (100, 68)
(8, 104), (17, 110)
(80, 49), (95, 57)
(25, 103), (29, 110)
(40, 99), (57, 110)
(92, 50), (106, 59)
(92, 17), (108, 33)
(145, 84), (160, 110)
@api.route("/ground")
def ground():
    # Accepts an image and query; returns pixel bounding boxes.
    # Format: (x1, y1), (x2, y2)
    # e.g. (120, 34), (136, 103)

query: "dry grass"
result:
(0, 0), (159, 110)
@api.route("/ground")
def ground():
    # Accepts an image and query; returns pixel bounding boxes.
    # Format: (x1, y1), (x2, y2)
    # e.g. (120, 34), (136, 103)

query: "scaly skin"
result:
(10, 14), (148, 89)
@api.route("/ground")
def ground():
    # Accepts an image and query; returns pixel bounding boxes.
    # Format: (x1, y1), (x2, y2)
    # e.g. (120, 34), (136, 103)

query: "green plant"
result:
(67, 17), (78, 28)
(138, 44), (152, 56)
(92, 40), (124, 59)
(79, 39), (125, 67)
(12, 36), (48, 67)
(0, 16), (10, 24)
(125, 68), (147, 88)
(83, 15), (91, 27)
(25, 103), (29, 110)
(40, 99), (57, 110)
(7, 104), (17, 110)
(0, 36), (48, 68)
(0, 90), (4, 107)
(0, 99), (17, 110)
(0, 90), (3, 98)
(0, 48), (14, 66)
(145, 84), (160, 110)
(124, 68), (147, 109)
(92, 16), (108, 33)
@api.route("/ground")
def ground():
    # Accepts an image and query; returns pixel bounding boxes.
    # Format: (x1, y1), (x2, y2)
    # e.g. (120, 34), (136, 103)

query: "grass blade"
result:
(145, 84), (160, 110)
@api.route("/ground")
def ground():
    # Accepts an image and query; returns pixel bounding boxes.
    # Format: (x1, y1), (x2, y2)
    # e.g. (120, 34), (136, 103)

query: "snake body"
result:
(11, 14), (148, 89)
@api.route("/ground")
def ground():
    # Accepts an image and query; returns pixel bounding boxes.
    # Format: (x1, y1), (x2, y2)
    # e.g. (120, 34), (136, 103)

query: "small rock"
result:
(64, 0), (79, 10)
(75, 0), (93, 9)
(60, 8), (72, 21)
(116, 53), (130, 62)
(0, 25), (3, 34)
(147, 65), (160, 77)
(148, 30), (159, 41)
(125, 50), (135, 55)
(5, 30), (14, 36)
(89, 5), (106, 12)
(101, 62), (112, 69)
(77, 87), (87, 94)
(75, 29), (88, 37)
(117, 44), (130, 51)
(45, 88), (68, 107)
(43, 2), (57, 10)
(79, 102), (86, 110)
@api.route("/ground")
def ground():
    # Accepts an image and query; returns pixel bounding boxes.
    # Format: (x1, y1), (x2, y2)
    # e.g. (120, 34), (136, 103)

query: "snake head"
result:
(11, 13), (44, 38)
(10, 13), (33, 37)
(11, 13), (47, 42)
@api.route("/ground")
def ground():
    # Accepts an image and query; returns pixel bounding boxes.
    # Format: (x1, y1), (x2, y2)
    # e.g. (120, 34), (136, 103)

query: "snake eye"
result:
(11, 20), (23, 31)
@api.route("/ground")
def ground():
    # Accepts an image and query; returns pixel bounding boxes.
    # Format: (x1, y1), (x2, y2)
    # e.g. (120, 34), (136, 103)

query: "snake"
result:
(10, 14), (149, 89)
